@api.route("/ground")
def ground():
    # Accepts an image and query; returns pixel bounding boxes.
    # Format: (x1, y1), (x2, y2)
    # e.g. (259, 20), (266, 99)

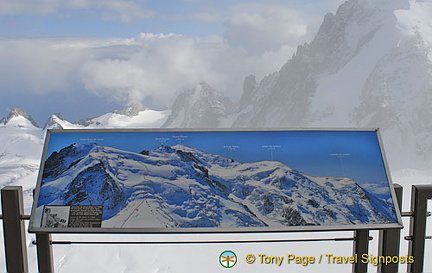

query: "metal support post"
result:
(353, 230), (369, 273)
(407, 184), (432, 273)
(377, 183), (403, 273)
(35, 233), (54, 273)
(1, 186), (29, 273)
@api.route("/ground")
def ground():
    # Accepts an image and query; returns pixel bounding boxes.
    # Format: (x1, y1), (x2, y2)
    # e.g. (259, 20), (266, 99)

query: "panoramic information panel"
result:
(29, 129), (402, 233)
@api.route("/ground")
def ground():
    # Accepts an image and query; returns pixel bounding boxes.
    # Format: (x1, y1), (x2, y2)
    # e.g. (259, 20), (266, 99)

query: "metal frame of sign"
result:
(29, 128), (403, 233)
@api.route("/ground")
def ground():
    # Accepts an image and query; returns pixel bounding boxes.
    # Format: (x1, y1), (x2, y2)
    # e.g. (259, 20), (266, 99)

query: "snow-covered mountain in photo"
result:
(36, 142), (397, 229)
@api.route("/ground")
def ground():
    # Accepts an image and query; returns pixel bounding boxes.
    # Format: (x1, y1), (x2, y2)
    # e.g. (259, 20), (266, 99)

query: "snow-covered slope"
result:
(0, 109), (44, 209)
(77, 104), (170, 129)
(1, 108), (39, 129)
(44, 113), (81, 130)
(0, 106), (169, 209)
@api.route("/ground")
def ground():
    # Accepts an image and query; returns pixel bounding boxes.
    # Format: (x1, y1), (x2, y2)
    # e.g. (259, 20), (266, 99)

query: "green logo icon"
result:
(219, 250), (237, 268)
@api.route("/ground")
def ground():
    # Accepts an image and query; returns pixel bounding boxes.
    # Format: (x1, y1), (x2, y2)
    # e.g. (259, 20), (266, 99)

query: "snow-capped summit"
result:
(1, 108), (39, 129)
(75, 105), (169, 128)
(44, 113), (79, 130)
(0, 108), (43, 204)
(163, 81), (234, 128)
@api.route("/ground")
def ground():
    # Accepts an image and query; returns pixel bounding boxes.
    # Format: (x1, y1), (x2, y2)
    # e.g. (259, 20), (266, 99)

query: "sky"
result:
(44, 129), (389, 186)
(0, 0), (345, 125)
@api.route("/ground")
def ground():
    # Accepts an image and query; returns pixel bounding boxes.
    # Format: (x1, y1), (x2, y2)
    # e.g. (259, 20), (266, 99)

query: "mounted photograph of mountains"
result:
(31, 130), (400, 232)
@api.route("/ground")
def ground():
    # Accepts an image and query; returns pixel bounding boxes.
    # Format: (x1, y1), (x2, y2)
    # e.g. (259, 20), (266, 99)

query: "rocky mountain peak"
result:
(1, 108), (39, 128)
(113, 103), (147, 117)
(162, 82), (234, 128)
(43, 113), (68, 130)
(238, 75), (257, 110)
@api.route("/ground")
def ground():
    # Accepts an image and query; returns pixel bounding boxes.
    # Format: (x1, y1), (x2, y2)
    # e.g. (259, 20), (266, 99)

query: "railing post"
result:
(1, 186), (29, 273)
(377, 183), (403, 272)
(35, 233), (54, 273)
(407, 184), (432, 273)
(353, 230), (369, 273)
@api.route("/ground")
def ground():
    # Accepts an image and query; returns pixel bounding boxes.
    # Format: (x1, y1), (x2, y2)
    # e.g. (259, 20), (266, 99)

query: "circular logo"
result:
(219, 250), (237, 268)
(245, 254), (256, 264)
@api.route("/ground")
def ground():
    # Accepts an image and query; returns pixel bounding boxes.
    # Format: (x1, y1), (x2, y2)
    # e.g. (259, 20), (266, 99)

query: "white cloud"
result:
(0, 1), (349, 112)
(0, 32), (296, 110)
(0, 38), (90, 94)
(80, 33), (229, 107)
(83, 32), (303, 107)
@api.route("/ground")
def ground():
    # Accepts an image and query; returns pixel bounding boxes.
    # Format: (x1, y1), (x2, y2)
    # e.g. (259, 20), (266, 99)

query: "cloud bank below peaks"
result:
(0, 2), (340, 111)
(1, 31), (298, 110)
